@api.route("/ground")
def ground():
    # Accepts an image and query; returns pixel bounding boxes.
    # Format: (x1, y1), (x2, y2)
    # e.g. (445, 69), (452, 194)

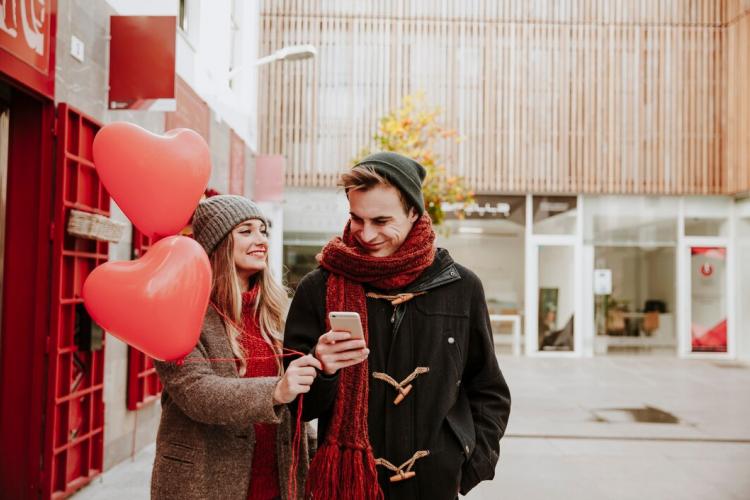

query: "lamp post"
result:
(233, 44), (315, 279)
(227, 44), (316, 81)
(255, 44), (317, 66)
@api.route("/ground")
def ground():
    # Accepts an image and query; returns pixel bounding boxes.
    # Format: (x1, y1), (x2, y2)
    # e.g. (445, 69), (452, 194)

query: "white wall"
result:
(81, 0), (262, 469)
(174, 0), (260, 148)
(257, 201), (284, 280)
(283, 187), (351, 235)
(106, 0), (178, 15)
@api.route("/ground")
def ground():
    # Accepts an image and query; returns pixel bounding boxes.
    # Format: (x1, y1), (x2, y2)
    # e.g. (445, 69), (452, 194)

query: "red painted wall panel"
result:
(254, 155), (284, 202)
(0, 0), (57, 98)
(165, 76), (210, 143)
(229, 130), (245, 195)
(109, 16), (176, 109)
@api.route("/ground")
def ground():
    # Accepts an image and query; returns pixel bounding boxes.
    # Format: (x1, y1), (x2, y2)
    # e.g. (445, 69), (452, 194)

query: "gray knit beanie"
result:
(192, 195), (267, 255)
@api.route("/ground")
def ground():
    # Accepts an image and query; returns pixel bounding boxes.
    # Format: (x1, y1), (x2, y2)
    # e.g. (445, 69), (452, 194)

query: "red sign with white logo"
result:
(0, 0), (56, 97)
(699, 263), (713, 277)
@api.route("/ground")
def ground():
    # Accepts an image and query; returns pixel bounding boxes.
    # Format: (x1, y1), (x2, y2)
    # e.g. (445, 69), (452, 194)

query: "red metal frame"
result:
(126, 229), (163, 410)
(44, 103), (107, 499)
(0, 82), (56, 500)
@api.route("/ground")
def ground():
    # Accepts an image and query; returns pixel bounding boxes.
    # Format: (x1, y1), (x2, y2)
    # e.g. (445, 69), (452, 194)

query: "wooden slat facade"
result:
(259, 1), (749, 195)
(725, 0), (750, 193)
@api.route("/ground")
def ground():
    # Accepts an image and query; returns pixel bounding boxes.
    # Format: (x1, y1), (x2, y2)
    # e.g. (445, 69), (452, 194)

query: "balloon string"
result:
(175, 350), (304, 364)
(172, 301), (308, 364)
(288, 395), (304, 500)
(167, 300), (311, 498)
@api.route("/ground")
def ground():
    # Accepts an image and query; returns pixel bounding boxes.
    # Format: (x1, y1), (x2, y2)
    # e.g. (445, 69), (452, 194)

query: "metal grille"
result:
(126, 228), (163, 411)
(45, 104), (106, 498)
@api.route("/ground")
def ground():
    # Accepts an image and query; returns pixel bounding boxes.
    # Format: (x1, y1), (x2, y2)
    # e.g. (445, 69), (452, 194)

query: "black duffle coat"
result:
(284, 248), (511, 499)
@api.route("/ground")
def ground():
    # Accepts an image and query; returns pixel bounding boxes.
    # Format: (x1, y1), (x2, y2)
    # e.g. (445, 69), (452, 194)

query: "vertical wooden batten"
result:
(259, 1), (747, 195)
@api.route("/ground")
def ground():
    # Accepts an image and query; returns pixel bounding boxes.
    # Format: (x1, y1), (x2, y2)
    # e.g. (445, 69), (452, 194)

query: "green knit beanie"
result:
(353, 152), (427, 215)
(192, 195), (267, 255)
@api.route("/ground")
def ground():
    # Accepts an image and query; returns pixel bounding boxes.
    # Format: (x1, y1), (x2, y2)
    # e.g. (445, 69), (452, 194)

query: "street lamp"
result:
(226, 44), (317, 81)
(255, 44), (317, 66)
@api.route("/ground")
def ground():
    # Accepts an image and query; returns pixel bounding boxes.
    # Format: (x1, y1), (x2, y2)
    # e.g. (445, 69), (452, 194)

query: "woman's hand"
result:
(314, 331), (369, 376)
(273, 354), (322, 404)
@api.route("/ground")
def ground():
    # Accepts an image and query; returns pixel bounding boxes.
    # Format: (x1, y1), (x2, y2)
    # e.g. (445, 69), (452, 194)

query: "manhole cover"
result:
(591, 405), (680, 424)
(712, 362), (748, 369)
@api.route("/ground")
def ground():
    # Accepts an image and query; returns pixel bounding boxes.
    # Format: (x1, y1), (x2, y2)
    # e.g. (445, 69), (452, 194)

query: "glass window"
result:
(283, 242), (325, 292)
(440, 196), (525, 314)
(283, 231), (334, 291)
(593, 246), (676, 355)
(737, 213), (750, 359)
(179, 0), (189, 32)
(684, 217), (729, 237)
(533, 196), (577, 235)
(683, 197), (732, 237)
(739, 216), (750, 239)
(439, 196), (525, 355)
(584, 196), (678, 246)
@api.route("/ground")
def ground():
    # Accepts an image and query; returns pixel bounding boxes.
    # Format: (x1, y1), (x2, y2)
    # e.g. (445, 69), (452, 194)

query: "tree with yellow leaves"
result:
(353, 92), (474, 225)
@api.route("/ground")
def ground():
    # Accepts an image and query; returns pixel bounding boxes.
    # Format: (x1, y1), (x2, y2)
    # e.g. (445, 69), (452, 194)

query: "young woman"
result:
(151, 195), (320, 500)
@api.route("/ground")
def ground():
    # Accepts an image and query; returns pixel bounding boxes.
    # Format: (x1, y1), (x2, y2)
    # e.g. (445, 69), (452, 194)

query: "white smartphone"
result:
(328, 311), (364, 339)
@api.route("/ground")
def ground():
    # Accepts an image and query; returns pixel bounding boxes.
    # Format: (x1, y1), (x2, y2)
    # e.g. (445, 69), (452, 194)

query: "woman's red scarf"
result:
(305, 214), (436, 500)
(241, 285), (282, 500)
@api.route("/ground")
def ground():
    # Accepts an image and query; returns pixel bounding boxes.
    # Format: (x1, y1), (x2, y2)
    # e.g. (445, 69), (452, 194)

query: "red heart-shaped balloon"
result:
(93, 122), (211, 238)
(82, 236), (211, 361)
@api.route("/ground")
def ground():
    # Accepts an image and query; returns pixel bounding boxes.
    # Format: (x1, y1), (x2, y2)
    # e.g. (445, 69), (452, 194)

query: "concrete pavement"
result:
(72, 356), (750, 499)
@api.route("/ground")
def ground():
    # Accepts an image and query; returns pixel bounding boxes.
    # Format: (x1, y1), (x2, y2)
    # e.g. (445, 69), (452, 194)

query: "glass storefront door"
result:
(688, 246), (728, 353)
(680, 198), (733, 358)
(536, 244), (576, 352)
(737, 204), (750, 361)
(527, 196), (581, 356)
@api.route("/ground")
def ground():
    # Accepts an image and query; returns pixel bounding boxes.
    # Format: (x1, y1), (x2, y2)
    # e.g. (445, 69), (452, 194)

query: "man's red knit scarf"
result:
(305, 214), (436, 500)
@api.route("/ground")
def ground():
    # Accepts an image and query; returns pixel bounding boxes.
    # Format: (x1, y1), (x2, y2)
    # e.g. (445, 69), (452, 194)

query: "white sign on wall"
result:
(594, 269), (613, 295)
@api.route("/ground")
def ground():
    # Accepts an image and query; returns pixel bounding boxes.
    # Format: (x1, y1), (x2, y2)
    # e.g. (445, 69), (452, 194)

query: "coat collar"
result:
(203, 305), (241, 377)
(404, 247), (461, 294)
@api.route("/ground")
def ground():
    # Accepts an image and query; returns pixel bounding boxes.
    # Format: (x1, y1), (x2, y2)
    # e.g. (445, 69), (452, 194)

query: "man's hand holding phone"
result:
(314, 312), (369, 376)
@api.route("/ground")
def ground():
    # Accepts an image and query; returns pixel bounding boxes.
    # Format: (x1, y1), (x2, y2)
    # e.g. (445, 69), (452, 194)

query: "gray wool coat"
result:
(151, 307), (314, 500)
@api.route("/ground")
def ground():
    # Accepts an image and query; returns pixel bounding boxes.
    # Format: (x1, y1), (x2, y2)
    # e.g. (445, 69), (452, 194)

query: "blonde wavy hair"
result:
(209, 229), (289, 376)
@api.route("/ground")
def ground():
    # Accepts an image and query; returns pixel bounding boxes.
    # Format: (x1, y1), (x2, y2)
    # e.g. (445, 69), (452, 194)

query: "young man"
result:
(284, 152), (511, 499)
